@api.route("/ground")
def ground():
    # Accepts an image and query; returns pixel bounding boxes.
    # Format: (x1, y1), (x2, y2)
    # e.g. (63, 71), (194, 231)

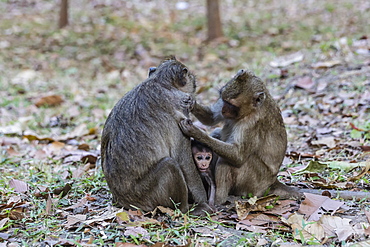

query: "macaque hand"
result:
(179, 118), (201, 137)
(180, 94), (195, 112)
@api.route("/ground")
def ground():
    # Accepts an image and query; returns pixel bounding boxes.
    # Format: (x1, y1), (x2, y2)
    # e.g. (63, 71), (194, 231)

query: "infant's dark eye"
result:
(205, 156), (211, 160)
(197, 156), (203, 160)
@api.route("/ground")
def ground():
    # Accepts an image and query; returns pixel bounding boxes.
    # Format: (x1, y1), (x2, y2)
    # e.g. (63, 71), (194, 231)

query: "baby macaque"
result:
(191, 139), (217, 207)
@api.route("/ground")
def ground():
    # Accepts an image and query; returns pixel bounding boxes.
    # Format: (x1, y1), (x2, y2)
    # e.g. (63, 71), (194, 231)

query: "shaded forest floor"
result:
(0, 0), (369, 246)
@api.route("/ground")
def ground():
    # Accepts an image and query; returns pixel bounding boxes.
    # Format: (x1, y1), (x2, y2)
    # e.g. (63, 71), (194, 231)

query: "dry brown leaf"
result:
(6, 196), (21, 205)
(65, 198), (88, 211)
(0, 218), (9, 229)
(311, 60), (341, 69)
(87, 236), (94, 245)
(264, 200), (299, 218)
(66, 214), (87, 227)
(151, 243), (165, 247)
(256, 238), (268, 246)
(57, 123), (87, 141)
(81, 155), (97, 164)
(12, 69), (37, 83)
(72, 165), (85, 178)
(365, 227), (370, 237)
(9, 179), (29, 193)
(116, 211), (130, 224)
(67, 105), (80, 118)
(0, 201), (26, 220)
(35, 95), (64, 107)
(249, 213), (277, 225)
(269, 51), (304, 67)
(57, 123), (97, 141)
(235, 201), (251, 220)
(349, 161), (370, 181)
(0, 123), (23, 135)
(359, 146), (370, 152)
(22, 132), (54, 142)
(123, 226), (149, 238)
(115, 243), (148, 247)
(50, 141), (65, 149)
(236, 223), (267, 233)
(83, 208), (126, 225)
(78, 143), (90, 151)
(0, 137), (21, 146)
(316, 80), (328, 92)
(311, 136), (337, 148)
(294, 76), (315, 91)
(156, 206), (175, 216)
(286, 213), (326, 242)
(319, 215), (352, 240)
(365, 210), (370, 224)
(298, 193), (344, 221)
(45, 194), (53, 216)
(62, 150), (98, 165)
(53, 183), (72, 197)
(235, 195), (278, 220)
(34, 149), (48, 160)
(6, 147), (20, 157)
(279, 244), (302, 247)
(87, 127), (98, 135)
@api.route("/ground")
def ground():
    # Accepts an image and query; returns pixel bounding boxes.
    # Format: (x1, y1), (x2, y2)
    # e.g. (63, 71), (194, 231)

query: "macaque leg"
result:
(139, 157), (189, 213)
(215, 164), (232, 204)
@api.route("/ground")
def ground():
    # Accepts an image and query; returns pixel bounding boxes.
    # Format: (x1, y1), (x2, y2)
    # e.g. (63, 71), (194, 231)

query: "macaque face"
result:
(194, 151), (212, 172)
(221, 100), (240, 119)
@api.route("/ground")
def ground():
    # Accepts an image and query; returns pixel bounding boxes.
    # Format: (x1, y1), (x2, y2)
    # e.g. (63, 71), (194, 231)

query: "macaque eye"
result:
(196, 156), (203, 160)
(205, 156), (211, 160)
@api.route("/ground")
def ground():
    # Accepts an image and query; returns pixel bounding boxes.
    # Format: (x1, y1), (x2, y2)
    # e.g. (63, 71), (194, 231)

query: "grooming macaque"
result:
(191, 139), (217, 207)
(180, 69), (301, 204)
(101, 57), (212, 215)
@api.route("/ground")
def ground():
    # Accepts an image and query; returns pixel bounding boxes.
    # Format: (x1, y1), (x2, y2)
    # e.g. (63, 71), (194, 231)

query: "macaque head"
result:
(191, 140), (213, 173)
(220, 69), (267, 120)
(155, 56), (197, 94)
(193, 150), (212, 172)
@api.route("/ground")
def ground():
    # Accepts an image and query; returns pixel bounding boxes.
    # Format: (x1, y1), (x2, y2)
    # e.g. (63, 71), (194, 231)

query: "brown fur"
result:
(101, 57), (212, 215)
(180, 69), (301, 204)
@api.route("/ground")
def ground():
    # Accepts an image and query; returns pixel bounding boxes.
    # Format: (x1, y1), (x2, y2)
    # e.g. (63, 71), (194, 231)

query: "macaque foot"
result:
(269, 182), (303, 200)
(190, 202), (215, 216)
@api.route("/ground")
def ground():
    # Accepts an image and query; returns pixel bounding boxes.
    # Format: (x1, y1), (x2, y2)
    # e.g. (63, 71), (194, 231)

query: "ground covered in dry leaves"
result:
(0, 0), (369, 246)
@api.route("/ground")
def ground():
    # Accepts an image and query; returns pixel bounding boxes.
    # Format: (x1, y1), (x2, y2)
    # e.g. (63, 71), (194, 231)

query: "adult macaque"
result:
(191, 139), (217, 207)
(180, 69), (301, 204)
(101, 57), (212, 215)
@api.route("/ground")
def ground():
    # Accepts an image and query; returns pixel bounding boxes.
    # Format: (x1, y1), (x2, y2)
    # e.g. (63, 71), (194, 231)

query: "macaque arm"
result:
(192, 99), (224, 126)
(180, 119), (244, 167)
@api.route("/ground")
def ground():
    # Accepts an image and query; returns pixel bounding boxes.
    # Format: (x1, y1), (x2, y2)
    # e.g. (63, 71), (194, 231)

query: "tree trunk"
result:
(206, 0), (223, 41)
(58, 0), (69, 29)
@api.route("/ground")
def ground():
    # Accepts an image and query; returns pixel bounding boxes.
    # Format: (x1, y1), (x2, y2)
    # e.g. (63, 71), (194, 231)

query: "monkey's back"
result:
(101, 80), (188, 184)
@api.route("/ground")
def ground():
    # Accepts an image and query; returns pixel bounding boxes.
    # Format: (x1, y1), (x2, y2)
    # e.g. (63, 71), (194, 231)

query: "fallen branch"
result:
(300, 189), (370, 201)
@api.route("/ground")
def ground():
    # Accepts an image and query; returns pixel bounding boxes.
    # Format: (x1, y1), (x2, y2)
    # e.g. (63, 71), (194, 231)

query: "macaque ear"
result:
(254, 92), (265, 107)
(177, 67), (189, 87)
(148, 67), (157, 77)
(235, 69), (248, 81)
